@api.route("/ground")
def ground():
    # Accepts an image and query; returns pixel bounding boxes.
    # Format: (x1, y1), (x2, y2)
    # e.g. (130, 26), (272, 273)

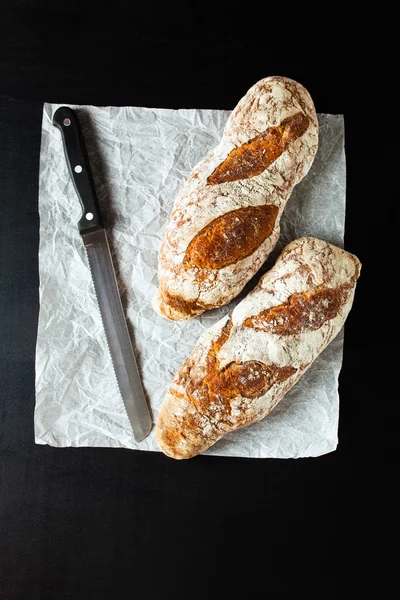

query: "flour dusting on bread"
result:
(153, 76), (319, 320)
(156, 238), (361, 459)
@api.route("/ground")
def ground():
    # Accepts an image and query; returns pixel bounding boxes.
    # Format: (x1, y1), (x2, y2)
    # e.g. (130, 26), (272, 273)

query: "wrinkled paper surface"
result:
(35, 103), (346, 458)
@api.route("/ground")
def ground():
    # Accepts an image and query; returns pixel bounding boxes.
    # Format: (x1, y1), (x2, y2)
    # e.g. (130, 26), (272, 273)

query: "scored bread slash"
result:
(53, 106), (152, 443)
(153, 76), (319, 321)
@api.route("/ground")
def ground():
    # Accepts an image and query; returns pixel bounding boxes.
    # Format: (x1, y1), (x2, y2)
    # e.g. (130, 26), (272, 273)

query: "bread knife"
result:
(53, 106), (152, 442)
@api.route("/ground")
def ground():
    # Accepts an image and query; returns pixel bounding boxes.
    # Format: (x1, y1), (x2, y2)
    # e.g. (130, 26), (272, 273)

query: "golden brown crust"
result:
(157, 287), (208, 319)
(242, 283), (354, 335)
(183, 205), (279, 270)
(207, 112), (309, 185)
(156, 395), (217, 459)
(157, 316), (298, 459)
(156, 238), (362, 459)
(153, 77), (319, 321)
(178, 318), (296, 416)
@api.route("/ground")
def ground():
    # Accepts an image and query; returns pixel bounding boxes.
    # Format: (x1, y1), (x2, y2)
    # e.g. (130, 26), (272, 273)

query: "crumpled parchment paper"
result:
(35, 102), (346, 458)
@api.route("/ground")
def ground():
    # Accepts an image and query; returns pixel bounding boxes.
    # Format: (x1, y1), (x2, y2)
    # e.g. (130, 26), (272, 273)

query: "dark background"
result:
(0, 3), (392, 598)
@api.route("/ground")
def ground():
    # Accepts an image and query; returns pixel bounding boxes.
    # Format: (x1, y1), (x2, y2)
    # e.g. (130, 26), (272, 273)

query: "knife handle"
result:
(53, 107), (104, 235)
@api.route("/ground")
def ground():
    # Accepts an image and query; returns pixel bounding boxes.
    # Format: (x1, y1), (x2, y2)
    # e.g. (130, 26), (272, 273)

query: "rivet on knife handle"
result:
(53, 106), (152, 442)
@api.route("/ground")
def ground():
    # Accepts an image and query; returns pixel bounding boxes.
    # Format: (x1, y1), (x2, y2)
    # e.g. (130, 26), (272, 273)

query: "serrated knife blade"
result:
(53, 106), (152, 442)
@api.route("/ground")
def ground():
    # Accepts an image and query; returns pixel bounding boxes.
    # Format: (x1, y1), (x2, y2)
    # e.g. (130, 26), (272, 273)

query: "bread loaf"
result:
(156, 237), (361, 459)
(153, 76), (319, 320)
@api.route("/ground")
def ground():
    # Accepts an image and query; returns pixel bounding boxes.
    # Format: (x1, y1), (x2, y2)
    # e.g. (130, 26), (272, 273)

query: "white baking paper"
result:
(35, 103), (346, 458)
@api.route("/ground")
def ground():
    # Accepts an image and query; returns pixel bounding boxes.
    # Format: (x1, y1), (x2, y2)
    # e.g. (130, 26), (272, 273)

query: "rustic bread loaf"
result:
(153, 76), (319, 320)
(156, 237), (361, 459)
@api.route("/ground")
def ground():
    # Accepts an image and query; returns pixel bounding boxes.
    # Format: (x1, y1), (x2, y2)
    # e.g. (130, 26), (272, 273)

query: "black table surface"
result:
(0, 4), (392, 598)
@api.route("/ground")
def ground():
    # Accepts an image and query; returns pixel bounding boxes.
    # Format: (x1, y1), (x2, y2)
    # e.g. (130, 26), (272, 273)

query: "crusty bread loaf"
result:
(156, 237), (361, 459)
(153, 76), (319, 320)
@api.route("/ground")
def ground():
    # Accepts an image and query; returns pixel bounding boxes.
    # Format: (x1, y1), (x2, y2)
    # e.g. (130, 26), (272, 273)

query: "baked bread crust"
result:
(153, 76), (319, 320)
(156, 237), (361, 459)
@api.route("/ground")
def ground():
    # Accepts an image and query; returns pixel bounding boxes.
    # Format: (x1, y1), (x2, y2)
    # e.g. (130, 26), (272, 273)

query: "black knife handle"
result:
(53, 107), (104, 235)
